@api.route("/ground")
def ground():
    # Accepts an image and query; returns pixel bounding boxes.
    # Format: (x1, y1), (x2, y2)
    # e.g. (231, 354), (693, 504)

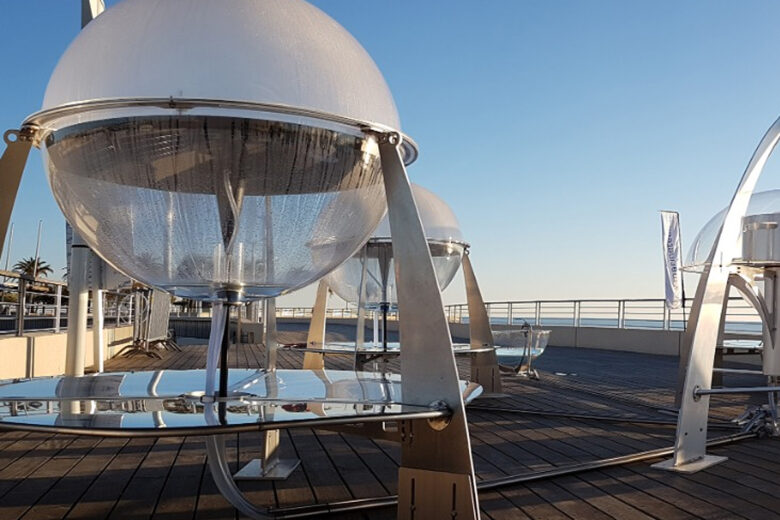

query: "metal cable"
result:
(270, 432), (755, 518)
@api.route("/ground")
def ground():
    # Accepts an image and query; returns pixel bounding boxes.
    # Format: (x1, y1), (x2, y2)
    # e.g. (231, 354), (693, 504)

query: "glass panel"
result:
(42, 115), (386, 301)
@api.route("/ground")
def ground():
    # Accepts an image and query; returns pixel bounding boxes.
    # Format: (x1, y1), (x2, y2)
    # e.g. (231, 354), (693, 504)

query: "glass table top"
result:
(286, 342), (496, 355)
(0, 369), (482, 437)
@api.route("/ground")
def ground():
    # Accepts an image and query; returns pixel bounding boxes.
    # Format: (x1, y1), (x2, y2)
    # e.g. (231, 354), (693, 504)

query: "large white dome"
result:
(42, 0), (401, 131)
(33, 0), (406, 301)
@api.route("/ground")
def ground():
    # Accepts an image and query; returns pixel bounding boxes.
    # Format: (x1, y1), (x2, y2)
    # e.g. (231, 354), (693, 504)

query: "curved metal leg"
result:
(205, 435), (272, 519)
(655, 116), (780, 472)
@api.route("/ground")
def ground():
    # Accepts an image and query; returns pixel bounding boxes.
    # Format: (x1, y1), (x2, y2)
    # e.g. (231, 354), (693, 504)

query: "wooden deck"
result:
(2, 325), (779, 519)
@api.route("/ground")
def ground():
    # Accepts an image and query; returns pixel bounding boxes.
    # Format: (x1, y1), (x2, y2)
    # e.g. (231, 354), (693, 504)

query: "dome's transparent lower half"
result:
(326, 241), (464, 307)
(42, 115), (386, 300)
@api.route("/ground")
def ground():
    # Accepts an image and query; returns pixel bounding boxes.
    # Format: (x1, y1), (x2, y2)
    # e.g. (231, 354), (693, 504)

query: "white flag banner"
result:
(660, 211), (683, 309)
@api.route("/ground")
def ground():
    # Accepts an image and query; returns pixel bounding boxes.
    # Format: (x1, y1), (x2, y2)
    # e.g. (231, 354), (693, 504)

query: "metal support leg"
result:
(66, 239), (90, 377)
(234, 429), (301, 481)
(0, 130), (32, 256)
(205, 436), (273, 519)
(378, 135), (479, 519)
(264, 298), (277, 371)
(303, 280), (328, 370)
(92, 286), (104, 373)
(655, 115), (780, 473)
(462, 252), (502, 393)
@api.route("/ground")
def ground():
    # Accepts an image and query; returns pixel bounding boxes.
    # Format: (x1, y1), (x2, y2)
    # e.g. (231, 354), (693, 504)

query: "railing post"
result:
(535, 301), (541, 326)
(54, 284), (62, 333)
(16, 276), (28, 337)
(663, 302), (670, 330)
(618, 300), (625, 328)
(574, 301), (581, 327)
(507, 302), (513, 326)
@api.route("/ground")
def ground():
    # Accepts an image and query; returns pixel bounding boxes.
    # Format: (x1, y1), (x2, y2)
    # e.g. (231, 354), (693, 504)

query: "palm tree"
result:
(13, 257), (53, 278)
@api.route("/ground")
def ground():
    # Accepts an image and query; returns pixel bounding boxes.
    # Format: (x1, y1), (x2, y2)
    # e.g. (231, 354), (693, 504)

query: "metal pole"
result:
(92, 284), (104, 372)
(32, 219), (42, 279)
(65, 240), (90, 376)
(16, 276), (27, 336)
(54, 284), (62, 333)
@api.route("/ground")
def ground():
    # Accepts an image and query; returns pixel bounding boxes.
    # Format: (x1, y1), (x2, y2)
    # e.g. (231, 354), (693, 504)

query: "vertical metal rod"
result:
(92, 286), (104, 372)
(54, 284), (62, 333)
(32, 219), (42, 279)
(219, 305), (231, 425)
(508, 302), (514, 326)
(16, 276), (26, 336)
(382, 303), (388, 351)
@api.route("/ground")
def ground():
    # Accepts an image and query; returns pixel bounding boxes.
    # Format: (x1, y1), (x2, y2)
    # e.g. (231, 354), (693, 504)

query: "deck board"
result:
(1, 323), (778, 519)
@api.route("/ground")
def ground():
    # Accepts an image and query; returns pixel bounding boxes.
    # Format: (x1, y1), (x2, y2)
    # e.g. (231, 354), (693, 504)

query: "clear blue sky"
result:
(3, 1), (780, 306)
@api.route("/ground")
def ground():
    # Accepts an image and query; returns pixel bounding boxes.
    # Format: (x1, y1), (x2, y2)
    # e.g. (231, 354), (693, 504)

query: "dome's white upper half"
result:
(374, 184), (465, 243)
(42, 0), (401, 130)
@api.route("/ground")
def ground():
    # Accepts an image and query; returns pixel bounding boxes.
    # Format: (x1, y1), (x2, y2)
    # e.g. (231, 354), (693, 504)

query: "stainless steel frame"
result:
(654, 116), (780, 472)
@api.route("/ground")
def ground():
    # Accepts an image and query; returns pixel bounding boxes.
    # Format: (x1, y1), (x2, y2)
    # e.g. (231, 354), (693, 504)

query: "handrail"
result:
(266, 296), (761, 333)
(0, 269), (133, 335)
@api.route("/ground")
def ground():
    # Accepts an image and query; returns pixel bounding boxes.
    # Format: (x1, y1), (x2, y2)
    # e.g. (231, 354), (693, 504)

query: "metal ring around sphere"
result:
(21, 97), (419, 165)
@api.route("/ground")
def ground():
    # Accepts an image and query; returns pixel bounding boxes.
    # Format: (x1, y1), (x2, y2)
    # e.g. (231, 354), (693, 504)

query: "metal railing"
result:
(264, 296), (761, 334)
(173, 297), (762, 334)
(445, 297), (761, 333)
(0, 270), (134, 336)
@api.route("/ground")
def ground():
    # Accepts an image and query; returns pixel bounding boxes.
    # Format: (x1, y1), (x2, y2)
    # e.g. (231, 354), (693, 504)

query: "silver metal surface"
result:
(21, 97), (419, 165)
(291, 342), (493, 355)
(741, 213), (780, 265)
(0, 369), (479, 437)
(233, 457), (301, 481)
(663, 115), (780, 472)
(303, 280), (328, 370)
(462, 252), (501, 393)
(0, 131), (32, 263)
(378, 138), (479, 518)
(65, 239), (89, 377)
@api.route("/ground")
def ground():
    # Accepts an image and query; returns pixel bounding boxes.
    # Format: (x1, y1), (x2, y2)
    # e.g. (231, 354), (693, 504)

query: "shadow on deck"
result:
(0, 330), (777, 520)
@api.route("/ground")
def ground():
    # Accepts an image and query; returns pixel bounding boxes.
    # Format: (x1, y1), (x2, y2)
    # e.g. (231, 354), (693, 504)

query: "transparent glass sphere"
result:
(687, 189), (780, 270)
(325, 184), (466, 308)
(33, 0), (414, 301)
(41, 112), (387, 300)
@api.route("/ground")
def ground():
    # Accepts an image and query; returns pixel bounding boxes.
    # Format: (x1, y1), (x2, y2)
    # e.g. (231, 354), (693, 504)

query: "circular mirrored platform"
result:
(0, 369), (482, 437)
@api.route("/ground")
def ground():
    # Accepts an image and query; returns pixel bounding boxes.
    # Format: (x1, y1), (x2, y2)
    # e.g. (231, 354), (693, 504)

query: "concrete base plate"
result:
(651, 454), (728, 473)
(233, 458), (301, 481)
